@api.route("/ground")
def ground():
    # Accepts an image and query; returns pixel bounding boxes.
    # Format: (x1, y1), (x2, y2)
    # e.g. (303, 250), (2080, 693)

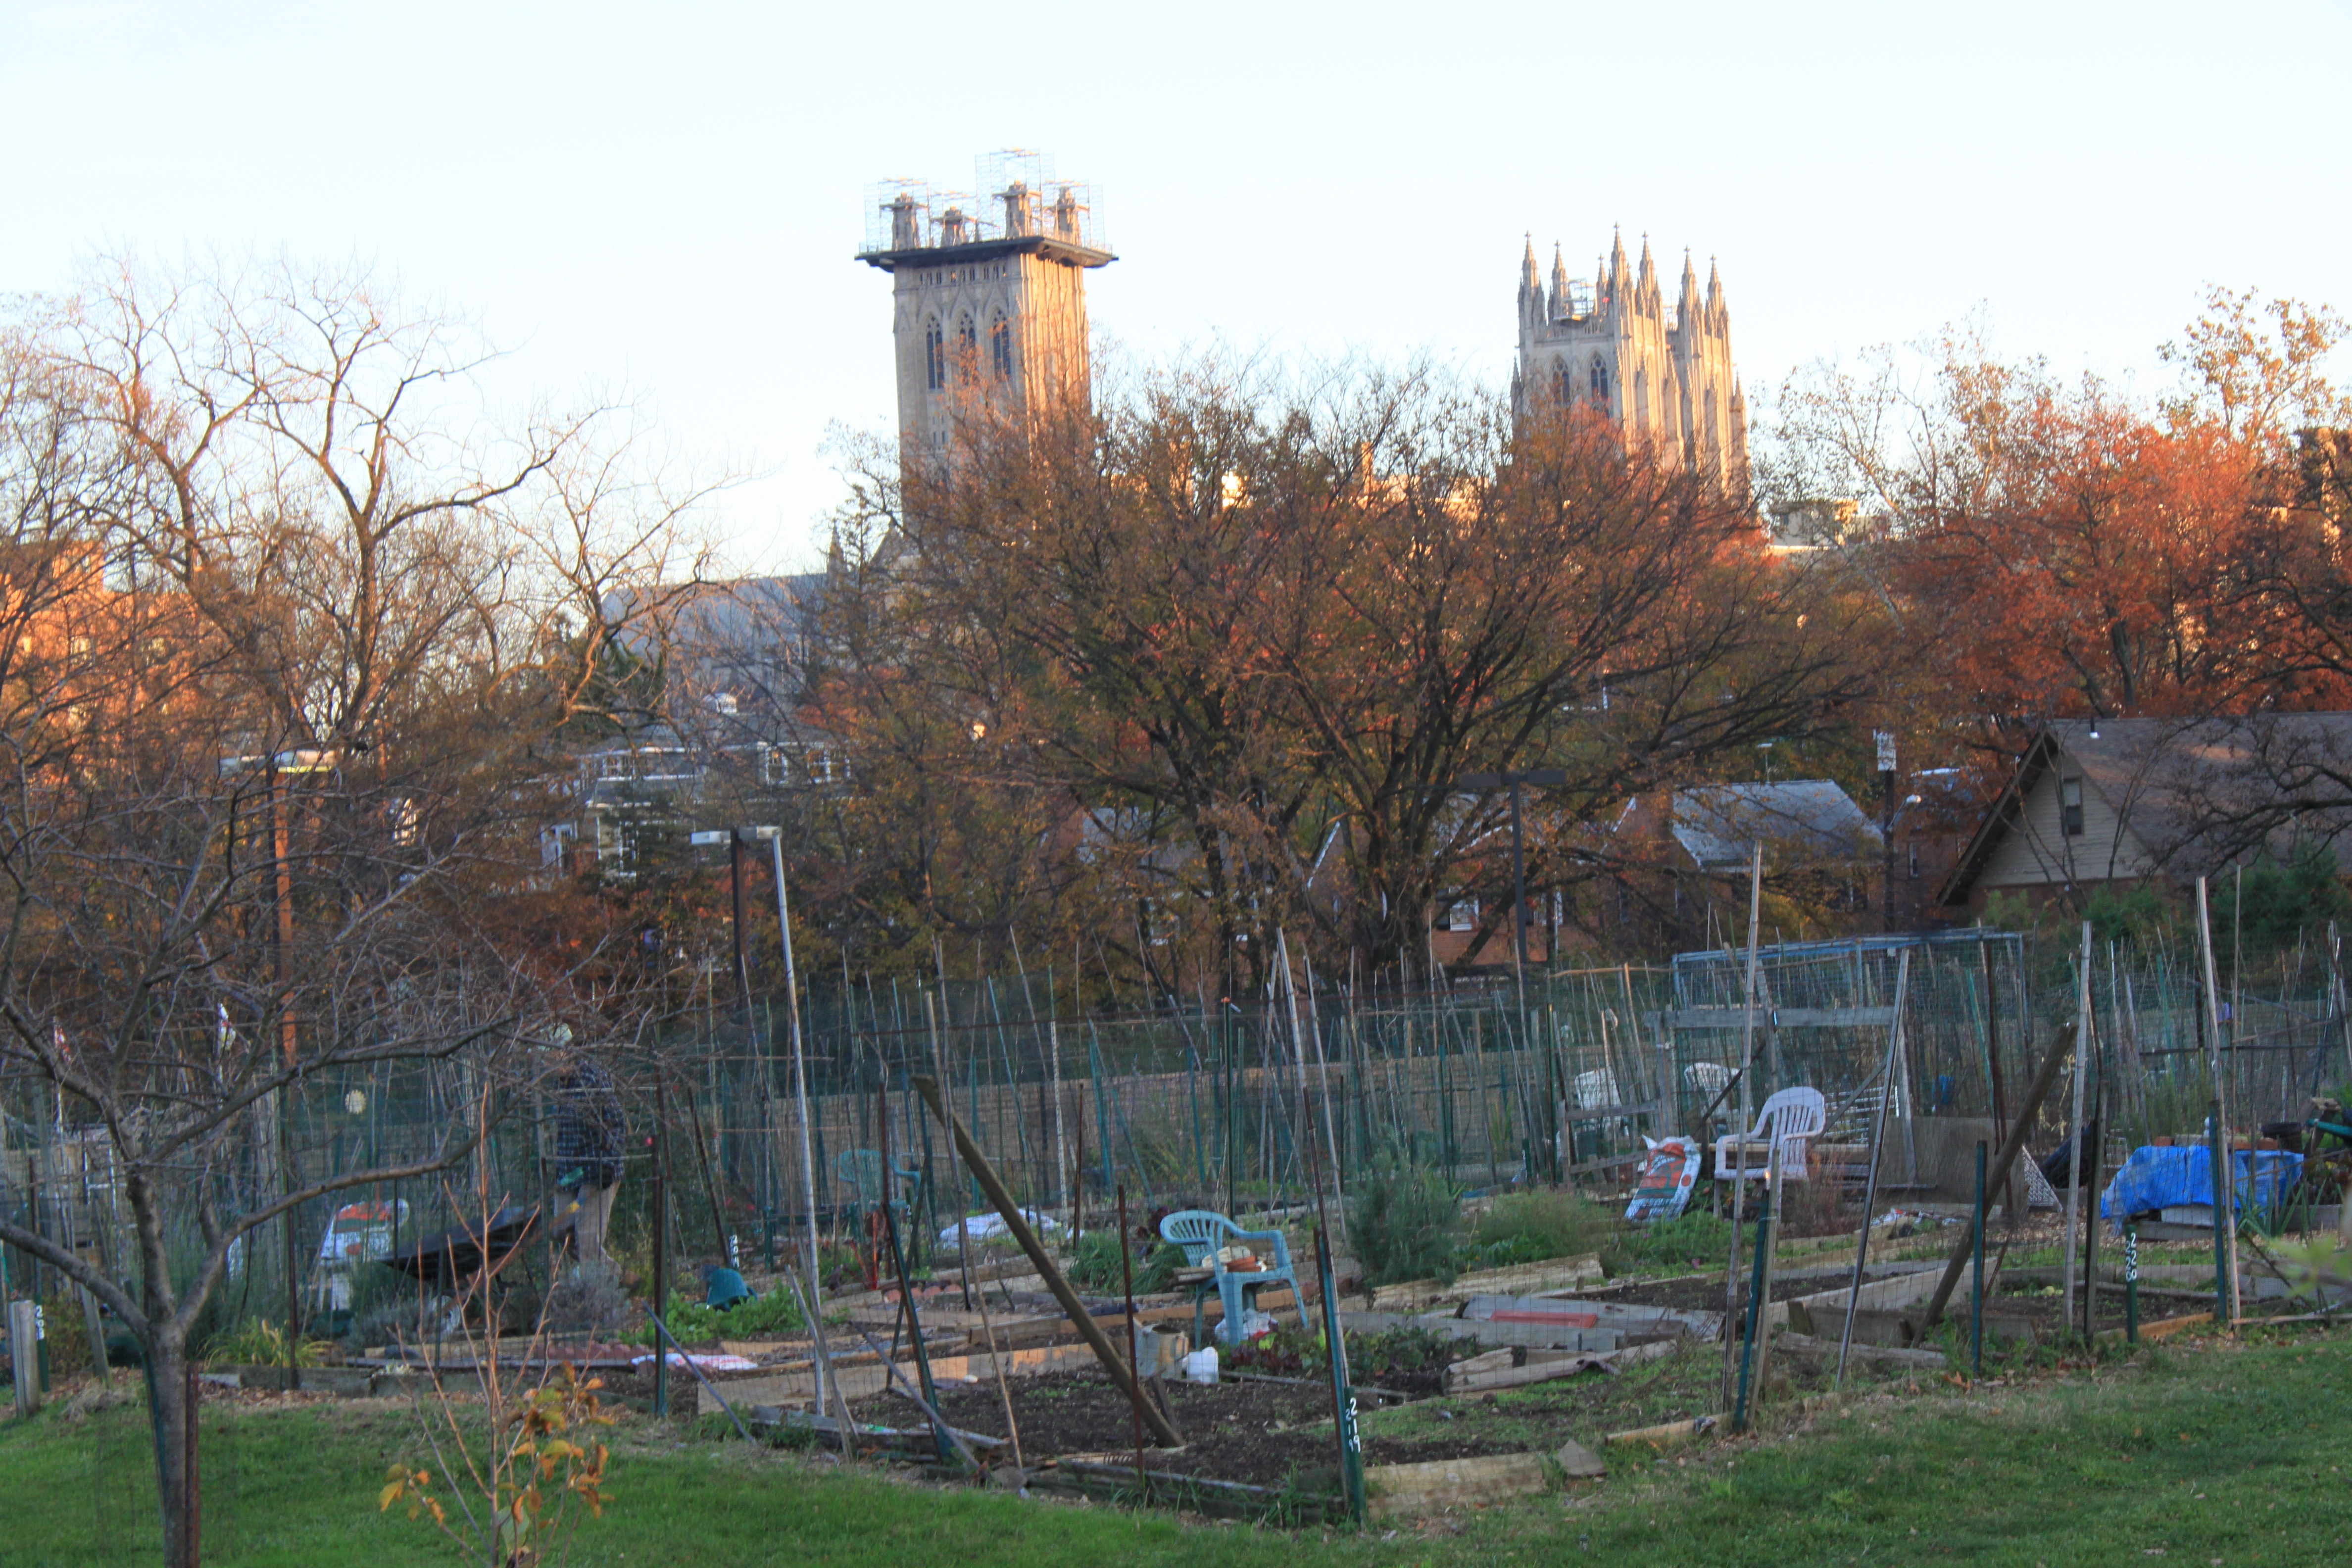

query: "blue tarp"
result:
(2099, 1144), (2303, 1227)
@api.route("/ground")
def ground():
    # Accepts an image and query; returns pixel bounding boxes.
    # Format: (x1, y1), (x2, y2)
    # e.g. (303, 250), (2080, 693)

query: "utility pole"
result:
(1874, 730), (1898, 934)
(1455, 768), (1568, 985)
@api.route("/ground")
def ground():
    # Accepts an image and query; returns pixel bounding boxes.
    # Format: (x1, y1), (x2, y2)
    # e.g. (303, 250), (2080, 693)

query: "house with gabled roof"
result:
(1941, 715), (2352, 911)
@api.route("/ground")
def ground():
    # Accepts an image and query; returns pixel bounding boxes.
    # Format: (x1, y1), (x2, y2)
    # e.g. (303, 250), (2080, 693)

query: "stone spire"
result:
(1678, 251), (1701, 327)
(1706, 256), (1729, 331)
(1636, 235), (1659, 315)
(1549, 244), (1571, 318)
(1520, 235), (1540, 297)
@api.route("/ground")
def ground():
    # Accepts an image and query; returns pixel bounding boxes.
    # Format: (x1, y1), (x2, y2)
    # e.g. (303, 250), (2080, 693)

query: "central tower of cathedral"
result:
(1513, 231), (1747, 490)
(858, 151), (1113, 470)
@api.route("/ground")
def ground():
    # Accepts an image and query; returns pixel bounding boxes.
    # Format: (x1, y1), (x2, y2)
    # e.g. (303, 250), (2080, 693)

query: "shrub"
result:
(1347, 1151), (1463, 1285)
(1604, 1209), (1737, 1274)
(630, 1285), (805, 1348)
(1066, 1230), (1185, 1294)
(201, 1317), (329, 1369)
(1459, 1188), (1617, 1271)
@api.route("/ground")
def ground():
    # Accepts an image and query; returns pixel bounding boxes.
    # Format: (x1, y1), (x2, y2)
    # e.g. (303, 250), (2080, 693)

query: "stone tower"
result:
(1511, 230), (1747, 491)
(858, 152), (1113, 469)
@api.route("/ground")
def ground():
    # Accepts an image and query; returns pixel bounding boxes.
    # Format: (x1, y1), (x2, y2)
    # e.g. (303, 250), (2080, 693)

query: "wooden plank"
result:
(1461, 1293), (1722, 1339)
(1561, 1100), (1667, 1125)
(1664, 1006), (1896, 1030)
(1603, 1414), (1721, 1450)
(1335, 1311), (1623, 1353)
(696, 1340), (1102, 1416)
(1365, 1453), (1549, 1519)
(1443, 1338), (1674, 1395)
(1770, 1331), (1948, 1370)
(1447, 1257), (1605, 1297)
(1445, 1349), (1514, 1378)
(2096, 1312), (2212, 1344)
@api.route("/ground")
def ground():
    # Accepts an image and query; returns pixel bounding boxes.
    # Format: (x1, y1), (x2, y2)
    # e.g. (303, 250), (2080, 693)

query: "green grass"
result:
(7, 1326), (2351, 1565)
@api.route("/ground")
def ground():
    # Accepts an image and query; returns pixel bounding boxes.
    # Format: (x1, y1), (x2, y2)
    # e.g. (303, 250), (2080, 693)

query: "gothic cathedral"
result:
(857, 154), (1112, 468)
(1513, 231), (1748, 490)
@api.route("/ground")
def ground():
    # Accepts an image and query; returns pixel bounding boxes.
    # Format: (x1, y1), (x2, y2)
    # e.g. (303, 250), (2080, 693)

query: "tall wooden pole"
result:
(767, 832), (825, 1411)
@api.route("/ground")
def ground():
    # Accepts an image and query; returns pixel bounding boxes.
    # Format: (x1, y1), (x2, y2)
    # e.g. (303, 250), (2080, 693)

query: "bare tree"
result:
(0, 256), (715, 1568)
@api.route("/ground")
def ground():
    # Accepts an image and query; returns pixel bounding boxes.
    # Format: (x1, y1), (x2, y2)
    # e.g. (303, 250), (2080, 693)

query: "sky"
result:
(8, 1), (2349, 571)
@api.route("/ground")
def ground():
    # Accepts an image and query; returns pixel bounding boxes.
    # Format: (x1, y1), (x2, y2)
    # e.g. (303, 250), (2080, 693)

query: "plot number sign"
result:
(1874, 730), (1897, 774)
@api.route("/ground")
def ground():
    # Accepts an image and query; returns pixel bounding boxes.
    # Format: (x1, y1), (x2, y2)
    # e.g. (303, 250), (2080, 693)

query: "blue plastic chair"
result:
(1157, 1209), (1303, 1345)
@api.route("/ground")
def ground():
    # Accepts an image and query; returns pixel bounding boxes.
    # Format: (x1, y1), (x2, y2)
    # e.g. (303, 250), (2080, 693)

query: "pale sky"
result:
(9, 1), (2348, 570)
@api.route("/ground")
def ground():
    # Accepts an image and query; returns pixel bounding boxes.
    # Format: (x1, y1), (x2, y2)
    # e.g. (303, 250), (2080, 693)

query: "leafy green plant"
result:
(202, 1317), (330, 1370)
(1348, 1149), (1464, 1285)
(1066, 1230), (1186, 1294)
(629, 1286), (805, 1348)
(1603, 1209), (1737, 1275)
(1457, 1188), (1616, 1272)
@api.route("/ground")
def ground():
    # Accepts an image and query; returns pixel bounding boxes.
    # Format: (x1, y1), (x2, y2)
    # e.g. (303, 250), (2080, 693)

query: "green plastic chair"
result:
(1158, 1209), (1302, 1346)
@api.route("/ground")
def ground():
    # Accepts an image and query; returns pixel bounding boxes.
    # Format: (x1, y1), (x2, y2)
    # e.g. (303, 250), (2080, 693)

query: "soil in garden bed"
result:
(918, 1372), (1523, 1485)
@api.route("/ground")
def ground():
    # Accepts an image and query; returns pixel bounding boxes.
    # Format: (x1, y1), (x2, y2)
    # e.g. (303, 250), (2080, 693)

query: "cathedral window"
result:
(1553, 360), (1571, 407)
(1589, 359), (1610, 405)
(958, 316), (978, 382)
(925, 319), (945, 391)
(991, 312), (1013, 381)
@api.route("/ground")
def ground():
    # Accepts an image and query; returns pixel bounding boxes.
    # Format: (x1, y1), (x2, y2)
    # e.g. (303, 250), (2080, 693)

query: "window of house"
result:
(925, 319), (945, 391)
(1908, 842), (1919, 880)
(2059, 777), (2085, 836)
(1443, 898), (1479, 932)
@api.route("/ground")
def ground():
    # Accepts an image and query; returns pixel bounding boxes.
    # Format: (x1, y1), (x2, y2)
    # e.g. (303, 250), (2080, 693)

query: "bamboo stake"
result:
(2194, 877), (2243, 1325)
(2062, 922), (2092, 1334)
(1719, 843), (1765, 1409)
(910, 1075), (1182, 1448)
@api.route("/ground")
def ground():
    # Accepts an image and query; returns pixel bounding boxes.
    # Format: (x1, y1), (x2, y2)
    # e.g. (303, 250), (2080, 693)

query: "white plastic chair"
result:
(1712, 1086), (1826, 1185)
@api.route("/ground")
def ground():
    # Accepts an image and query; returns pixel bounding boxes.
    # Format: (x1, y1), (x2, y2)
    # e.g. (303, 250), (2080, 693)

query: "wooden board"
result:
(695, 1340), (1103, 1417)
(1603, 1414), (1721, 1451)
(1461, 1293), (1722, 1340)
(1769, 1331), (1948, 1370)
(1365, 1453), (1549, 1519)
(1442, 1338), (1674, 1395)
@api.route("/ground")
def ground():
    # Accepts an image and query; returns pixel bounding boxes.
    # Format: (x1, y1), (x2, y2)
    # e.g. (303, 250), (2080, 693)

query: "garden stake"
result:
(1923, 1024), (2076, 1326)
(652, 1075), (670, 1419)
(968, 1242), (1024, 1469)
(911, 1075), (1182, 1447)
(185, 1358), (200, 1568)
(1971, 1140), (1986, 1378)
(1301, 1066), (1366, 1523)
(1119, 1184), (1147, 1501)
(882, 1192), (953, 1466)
(2209, 1102), (2230, 1325)
(1731, 1188), (1771, 1434)
(1836, 949), (1910, 1387)
(2125, 1224), (2140, 1342)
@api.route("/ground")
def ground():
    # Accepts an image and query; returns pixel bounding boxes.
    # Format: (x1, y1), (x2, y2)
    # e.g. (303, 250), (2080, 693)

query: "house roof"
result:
(1941, 714), (2352, 902)
(1670, 780), (1881, 871)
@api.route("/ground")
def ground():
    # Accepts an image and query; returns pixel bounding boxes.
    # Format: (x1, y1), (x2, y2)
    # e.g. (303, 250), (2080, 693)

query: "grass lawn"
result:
(5, 1324), (2346, 1567)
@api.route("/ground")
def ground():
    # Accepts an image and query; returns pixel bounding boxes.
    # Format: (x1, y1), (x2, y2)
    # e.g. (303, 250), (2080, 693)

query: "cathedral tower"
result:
(858, 151), (1113, 469)
(1512, 229), (1747, 491)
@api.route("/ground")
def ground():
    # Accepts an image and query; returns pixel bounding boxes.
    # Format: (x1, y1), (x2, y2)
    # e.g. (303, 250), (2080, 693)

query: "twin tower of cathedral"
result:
(1513, 231), (1748, 489)
(862, 155), (1746, 488)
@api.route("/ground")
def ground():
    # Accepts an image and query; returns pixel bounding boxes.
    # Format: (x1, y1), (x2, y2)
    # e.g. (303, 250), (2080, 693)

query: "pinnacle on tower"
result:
(1520, 235), (1540, 298)
(1706, 256), (1729, 327)
(1549, 244), (1570, 316)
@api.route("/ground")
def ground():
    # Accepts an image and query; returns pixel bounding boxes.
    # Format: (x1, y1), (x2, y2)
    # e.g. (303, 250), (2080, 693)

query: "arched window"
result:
(990, 312), (1013, 381)
(957, 315), (978, 382)
(925, 319), (945, 392)
(1588, 357), (1610, 405)
(1632, 369), (1648, 431)
(1553, 359), (1571, 407)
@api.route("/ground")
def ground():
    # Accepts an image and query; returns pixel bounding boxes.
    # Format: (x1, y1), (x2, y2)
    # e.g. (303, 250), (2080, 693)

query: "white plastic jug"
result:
(1182, 1346), (1220, 1385)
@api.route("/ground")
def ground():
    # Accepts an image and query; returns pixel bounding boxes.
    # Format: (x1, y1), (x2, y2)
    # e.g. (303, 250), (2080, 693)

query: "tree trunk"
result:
(148, 1335), (196, 1568)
